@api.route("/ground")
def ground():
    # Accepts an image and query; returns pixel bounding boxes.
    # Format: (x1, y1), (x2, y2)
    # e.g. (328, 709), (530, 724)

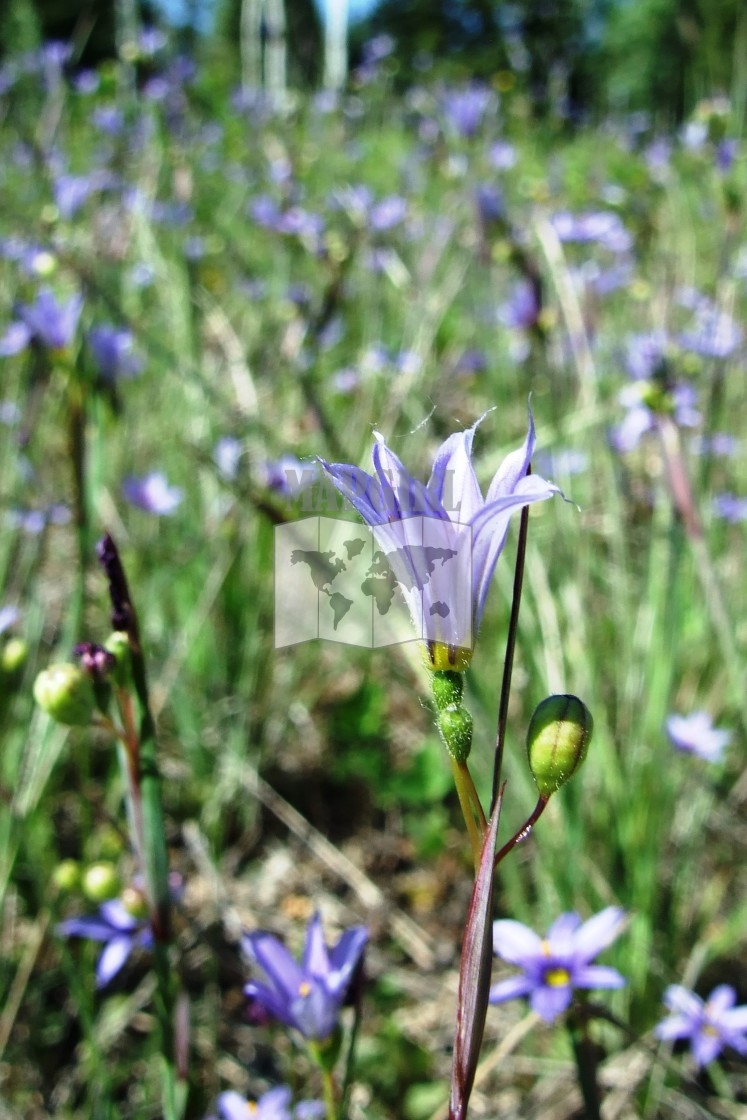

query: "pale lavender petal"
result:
(318, 461), (389, 525)
(327, 926), (368, 994)
(484, 412), (536, 503)
(471, 476), (559, 626)
(492, 919), (543, 963)
(96, 935), (134, 986)
(573, 965), (626, 990)
(663, 984), (703, 1018)
(57, 916), (120, 942)
(244, 980), (298, 1028)
(257, 1085), (293, 1118)
(488, 974), (535, 1004)
(546, 911), (582, 950)
(723, 1007), (747, 1030)
(290, 983), (339, 1040)
(100, 899), (140, 931)
(707, 985), (736, 1014)
(573, 907), (627, 960)
(692, 1030), (723, 1067)
(217, 1090), (254, 1120)
(294, 1101), (326, 1120)
(0, 321), (32, 355)
(372, 433), (445, 519)
(531, 983), (573, 1022)
(427, 420), (486, 522)
(242, 932), (304, 1001)
(302, 912), (330, 979)
(654, 1014), (693, 1041)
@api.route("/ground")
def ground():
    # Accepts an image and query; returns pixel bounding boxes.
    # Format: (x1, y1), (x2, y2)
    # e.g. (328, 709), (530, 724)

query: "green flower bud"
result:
(121, 885), (149, 919)
(438, 704), (473, 763)
(431, 670), (464, 711)
(53, 859), (82, 893)
(1, 637), (28, 676)
(103, 631), (131, 687)
(527, 694), (593, 797)
(82, 862), (121, 903)
(33, 663), (96, 726)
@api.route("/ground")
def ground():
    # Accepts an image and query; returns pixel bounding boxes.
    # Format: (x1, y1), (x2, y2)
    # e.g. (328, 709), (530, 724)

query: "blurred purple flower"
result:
(488, 141), (517, 171)
(441, 84), (494, 138)
(552, 211), (632, 254)
(498, 279), (541, 332)
(57, 899), (153, 988)
(0, 322), (34, 357)
(713, 492), (747, 522)
(208, 1086), (324, 1120)
(490, 908), (627, 1022)
(14, 288), (83, 351)
(655, 984), (747, 1067)
(92, 105), (126, 135)
(242, 911), (368, 1042)
(8, 504), (70, 534)
(214, 436), (243, 481)
(122, 472), (183, 515)
(0, 605), (20, 635)
(679, 308), (742, 359)
(716, 139), (738, 173)
(89, 325), (143, 382)
(666, 711), (731, 762)
(258, 455), (317, 499)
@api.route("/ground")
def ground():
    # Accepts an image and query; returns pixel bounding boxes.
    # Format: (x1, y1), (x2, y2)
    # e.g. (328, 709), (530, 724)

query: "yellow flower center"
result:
(298, 980), (312, 997)
(544, 967), (571, 988)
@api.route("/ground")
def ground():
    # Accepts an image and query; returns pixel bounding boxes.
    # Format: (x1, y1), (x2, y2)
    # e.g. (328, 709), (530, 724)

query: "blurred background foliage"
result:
(2, 0), (746, 122)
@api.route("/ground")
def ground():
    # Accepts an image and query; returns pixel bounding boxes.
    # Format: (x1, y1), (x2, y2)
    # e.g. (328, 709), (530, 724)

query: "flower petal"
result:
(427, 418), (487, 522)
(217, 1091), (255, 1120)
(242, 932), (305, 1003)
(318, 461), (388, 525)
(488, 974), (534, 1004)
(573, 965), (626, 991)
(327, 925), (368, 995)
(531, 983), (573, 1022)
(484, 412), (536, 502)
(244, 979), (299, 1029)
(372, 433), (446, 519)
(573, 906), (626, 961)
(302, 911), (331, 980)
(662, 984), (703, 1018)
(96, 935), (135, 986)
(492, 919), (543, 964)
(471, 475), (559, 626)
(692, 1029), (723, 1067)
(654, 1014), (692, 1042)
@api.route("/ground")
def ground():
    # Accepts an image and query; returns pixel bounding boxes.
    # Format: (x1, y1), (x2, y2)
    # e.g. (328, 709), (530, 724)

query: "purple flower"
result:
(57, 898), (153, 987)
(257, 455), (317, 499)
(490, 908), (627, 1022)
(552, 211), (632, 254)
(209, 1087), (324, 1120)
(665, 711), (731, 762)
(0, 605), (20, 635)
(122, 472), (183, 515)
(441, 84), (494, 139)
(678, 308), (742, 359)
(655, 984), (747, 1067)
(88, 325), (143, 382)
(713, 492), (747, 522)
(319, 412), (559, 650)
(15, 288), (83, 351)
(242, 911), (368, 1042)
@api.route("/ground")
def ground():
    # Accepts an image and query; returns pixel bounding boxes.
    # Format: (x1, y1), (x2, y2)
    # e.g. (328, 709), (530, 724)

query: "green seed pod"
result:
(82, 862), (121, 903)
(121, 885), (149, 919)
(33, 663), (96, 726)
(103, 631), (131, 687)
(53, 859), (82, 893)
(431, 670), (465, 712)
(527, 694), (593, 797)
(438, 704), (473, 763)
(1, 637), (28, 676)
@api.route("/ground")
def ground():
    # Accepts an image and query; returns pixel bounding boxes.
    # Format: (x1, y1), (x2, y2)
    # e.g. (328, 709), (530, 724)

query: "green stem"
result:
(450, 757), (483, 875)
(566, 1005), (602, 1120)
(494, 795), (549, 870)
(320, 1066), (339, 1120)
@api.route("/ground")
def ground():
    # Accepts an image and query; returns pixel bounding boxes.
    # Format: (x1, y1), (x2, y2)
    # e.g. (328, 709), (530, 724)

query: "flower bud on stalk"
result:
(1, 637), (28, 678)
(104, 631), (131, 687)
(527, 694), (593, 797)
(82, 862), (121, 903)
(431, 670), (465, 711)
(33, 663), (97, 726)
(438, 704), (473, 763)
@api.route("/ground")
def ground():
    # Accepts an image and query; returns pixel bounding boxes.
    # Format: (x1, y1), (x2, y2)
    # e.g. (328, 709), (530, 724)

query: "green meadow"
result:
(0, 39), (745, 1120)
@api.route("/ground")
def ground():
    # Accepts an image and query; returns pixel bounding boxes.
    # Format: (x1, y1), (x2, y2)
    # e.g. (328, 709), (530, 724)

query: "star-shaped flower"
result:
(655, 984), (747, 1067)
(242, 912), (368, 1042)
(490, 907), (627, 1022)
